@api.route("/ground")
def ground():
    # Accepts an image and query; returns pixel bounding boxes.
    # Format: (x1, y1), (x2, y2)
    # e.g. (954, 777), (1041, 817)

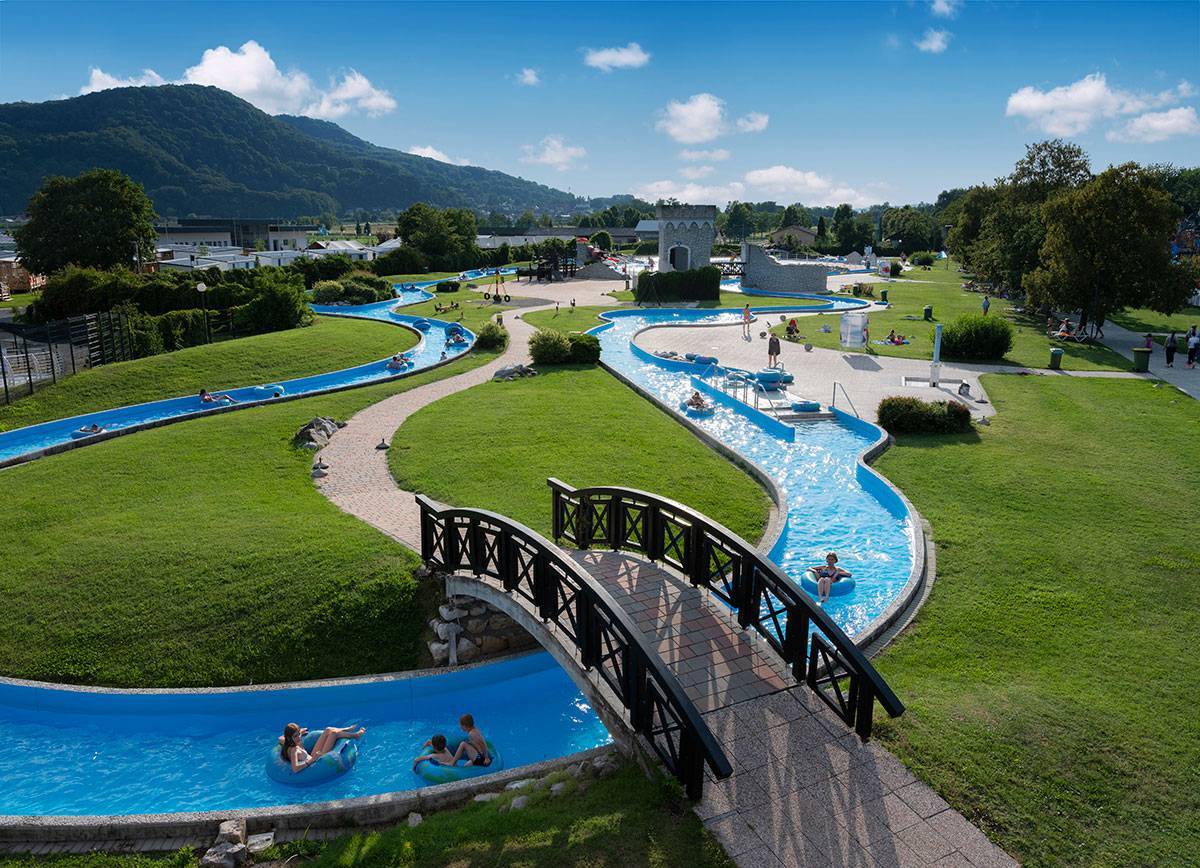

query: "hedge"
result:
(528, 329), (571, 365)
(566, 332), (601, 364)
(939, 314), (1014, 360)
(634, 266), (721, 303)
(312, 271), (392, 305)
(473, 321), (508, 351)
(877, 396), (972, 435)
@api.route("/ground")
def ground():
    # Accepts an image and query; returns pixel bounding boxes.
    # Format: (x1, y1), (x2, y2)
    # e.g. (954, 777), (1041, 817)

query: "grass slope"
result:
(873, 375), (1200, 865)
(390, 366), (771, 544)
(0, 350), (499, 687)
(771, 263), (1131, 371)
(0, 316), (417, 432)
(1110, 304), (1200, 335)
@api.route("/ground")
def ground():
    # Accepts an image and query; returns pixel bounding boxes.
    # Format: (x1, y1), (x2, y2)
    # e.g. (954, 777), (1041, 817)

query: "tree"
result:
(831, 203), (855, 246)
(945, 185), (1001, 266)
(840, 216), (875, 254)
(724, 202), (754, 241)
(515, 210), (536, 230)
(778, 204), (812, 230)
(1026, 163), (1190, 330)
(881, 206), (936, 253)
(816, 216), (827, 238)
(355, 221), (362, 236)
(1007, 139), (1091, 203)
(363, 221), (371, 236)
(1150, 165), (1200, 220)
(590, 230), (613, 251)
(15, 169), (157, 275)
(537, 213), (553, 228)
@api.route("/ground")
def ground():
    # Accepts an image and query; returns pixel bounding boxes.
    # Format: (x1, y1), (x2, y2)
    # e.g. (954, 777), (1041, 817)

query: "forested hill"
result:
(0, 84), (583, 217)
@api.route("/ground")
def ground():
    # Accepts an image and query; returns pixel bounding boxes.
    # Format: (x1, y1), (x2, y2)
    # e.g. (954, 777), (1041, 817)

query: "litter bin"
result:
(923, 305), (933, 321)
(1131, 347), (1151, 373)
(880, 288), (889, 304)
(1048, 347), (1063, 370)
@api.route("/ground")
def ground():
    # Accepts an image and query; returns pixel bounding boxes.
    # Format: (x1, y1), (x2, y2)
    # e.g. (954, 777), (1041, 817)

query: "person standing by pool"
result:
(742, 304), (752, 339)
(1165, 331), (1178, 368)
(981, 295), (990, 316)
(768, 332), (781, 367)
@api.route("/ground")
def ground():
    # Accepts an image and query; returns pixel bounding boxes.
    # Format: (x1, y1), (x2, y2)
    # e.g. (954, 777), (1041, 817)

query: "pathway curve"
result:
(314, 278), (1016, 867)
(1099, 319), (1197, 399)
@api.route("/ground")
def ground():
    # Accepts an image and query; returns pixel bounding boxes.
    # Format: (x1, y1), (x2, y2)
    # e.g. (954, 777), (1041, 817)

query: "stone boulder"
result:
(200, 842), (247, 868)
(294, 417), (341, 450)
(492, 363), (539, 381)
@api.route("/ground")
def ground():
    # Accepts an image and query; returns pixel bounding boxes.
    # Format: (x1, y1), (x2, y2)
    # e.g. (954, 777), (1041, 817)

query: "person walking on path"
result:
(1187, 327), (1198, 369)
(742, 304), (752, 340)
(981, 295), (990, 316)
(768, 333), (781, 367)
(1165, 331), (1178, 368)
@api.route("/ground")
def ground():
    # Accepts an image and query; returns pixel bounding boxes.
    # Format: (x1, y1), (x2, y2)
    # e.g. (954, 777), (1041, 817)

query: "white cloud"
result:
(736, 111), (769, 133)
(80, 40), (396, 119)
(583, 42), (650, 72)
(633, 179), (746, 206)
(520, 135), (586, 171)
(743, 165), (870, 207)
(407, 145), (470, 165)
(1107, 107), (1200, 143)
(1006, 73), (1195, 136)
(680, 148), (731, 162)
(930, 0), (961, 19)
(80, 67), (165, 93)
(915, 29), (952, 54)
(679, 165), (715, 180)
(656, 93), (726, 144)
(517, 68), (540, 86)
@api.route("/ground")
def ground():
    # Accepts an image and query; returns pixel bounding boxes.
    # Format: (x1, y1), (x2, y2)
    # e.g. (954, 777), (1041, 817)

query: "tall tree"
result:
(1007, 139), (1092, 202)
(724, 202), (755, 241)
(1026, 163), (1190, 329)
(15, 169), (157, 275)
(515, 210), (536, 230)
(778, 204), (811, 229)
(881, 206), (936, 253)
(816, 215), (827, 239)
(831, 203), (855, 245)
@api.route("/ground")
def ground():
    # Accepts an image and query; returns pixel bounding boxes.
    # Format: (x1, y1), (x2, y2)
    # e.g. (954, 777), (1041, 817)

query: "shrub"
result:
(634, 240), (658, 255)
(566, 332), (601, 364)
(910, 251), (937, 267)
(473, 321), (508, 351)
(372, 246), (430, 277)
(590, 230), (613, 251)
(889, 261), (902, 278)
(233, 272), (313, 335)
(434, 281), (461, 293)
(311, 279), (346, 303)
(939, 314), (1014, 360)
(877, 396), (973, 435)
(528, 328), (571, 365)
(634, 266), (721, 303)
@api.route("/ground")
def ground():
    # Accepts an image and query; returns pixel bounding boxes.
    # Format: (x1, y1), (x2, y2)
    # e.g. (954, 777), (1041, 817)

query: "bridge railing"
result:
(417, 494), (732, 799)
(548, 479), (904, 739)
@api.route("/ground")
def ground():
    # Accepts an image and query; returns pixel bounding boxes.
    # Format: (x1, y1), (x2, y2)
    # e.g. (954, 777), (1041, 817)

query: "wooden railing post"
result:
(736, 560), (758, 630)
(578, 493), (593, 548)
(782, 604), (808, 678)
(534, 554), (555, 621)
(854, 678), (875, 741)
(680, 733), (705, 801)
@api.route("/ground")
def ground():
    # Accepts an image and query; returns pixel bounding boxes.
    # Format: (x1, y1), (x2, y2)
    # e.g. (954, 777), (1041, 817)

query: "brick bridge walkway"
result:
(315, 283), (1018, 867)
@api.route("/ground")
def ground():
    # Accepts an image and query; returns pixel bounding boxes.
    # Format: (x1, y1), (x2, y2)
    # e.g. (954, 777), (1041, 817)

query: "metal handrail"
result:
(416, 494), (732, 798)
(548, 479), (904, 739)
(831, 381), (859, 418)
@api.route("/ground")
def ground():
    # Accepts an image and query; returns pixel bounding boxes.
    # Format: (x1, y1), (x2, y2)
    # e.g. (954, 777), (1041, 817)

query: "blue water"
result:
(0, 309), (473, 466)
(0, 653), (609, 816)
(590, 306), (914, 637)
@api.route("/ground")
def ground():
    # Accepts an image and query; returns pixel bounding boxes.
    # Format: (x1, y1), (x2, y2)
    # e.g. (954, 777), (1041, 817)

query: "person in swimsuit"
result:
(450, 713), (491, 767)
(280, 722), (365, 774)
(742, 304), (752, 339)
(809, 552), (852, 603)
(686, 390), (708, 410)
(412, 733), (455, 771)
(199, 388), (237, 404)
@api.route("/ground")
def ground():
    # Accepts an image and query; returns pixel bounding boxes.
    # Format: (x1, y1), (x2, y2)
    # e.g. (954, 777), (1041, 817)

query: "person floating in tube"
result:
(809, 552), (852, 603)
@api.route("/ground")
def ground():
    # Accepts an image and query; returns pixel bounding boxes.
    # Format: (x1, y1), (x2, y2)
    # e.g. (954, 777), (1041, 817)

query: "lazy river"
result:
(589, 303), (915, 638)
(0, 653), (608, 816)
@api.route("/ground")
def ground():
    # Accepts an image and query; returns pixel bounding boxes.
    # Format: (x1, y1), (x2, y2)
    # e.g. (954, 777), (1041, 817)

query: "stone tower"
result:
(656, 204), (717, 273)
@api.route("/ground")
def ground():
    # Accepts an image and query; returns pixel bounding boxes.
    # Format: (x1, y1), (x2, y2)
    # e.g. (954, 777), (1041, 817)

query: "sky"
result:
(1, 0), (1197, 208)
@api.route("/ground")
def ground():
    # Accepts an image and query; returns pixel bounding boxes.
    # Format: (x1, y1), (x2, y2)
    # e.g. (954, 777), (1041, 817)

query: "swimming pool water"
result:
(591, 308), (914, 636)
(0, 653), (609, 816)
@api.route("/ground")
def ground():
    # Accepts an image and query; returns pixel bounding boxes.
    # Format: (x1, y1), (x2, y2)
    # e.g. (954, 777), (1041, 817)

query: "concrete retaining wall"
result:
(740, 244), (829, 294)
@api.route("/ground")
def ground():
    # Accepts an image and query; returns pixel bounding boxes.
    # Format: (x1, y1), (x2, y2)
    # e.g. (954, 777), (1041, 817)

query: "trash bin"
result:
(880, 288), (889, 304)
(923, 305), (933, 321)
(1131, 347), (1151, 373)
(1049, 347), (1063, 370)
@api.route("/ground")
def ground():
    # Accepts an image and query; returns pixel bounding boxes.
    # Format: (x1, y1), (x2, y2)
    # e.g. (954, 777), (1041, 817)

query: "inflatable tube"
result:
(412, 319), (432, 331)
(70, 427), (105, 439)
(683, 352), (698, 361)
(446, 323), (465, 335)
(267, 732), (359, 787)
(414, 740), (503, 784)
(693, 355), (718, 365)
(679, 401), (716, 418)
(755, 369), (786, 391)
(255, 384), (286, 397)
(791, 401), (821, 413)
(801, 569), (855, 598)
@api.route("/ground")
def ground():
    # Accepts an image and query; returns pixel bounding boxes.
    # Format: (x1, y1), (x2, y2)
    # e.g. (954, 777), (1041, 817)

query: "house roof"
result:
(635, 220), (659, 232)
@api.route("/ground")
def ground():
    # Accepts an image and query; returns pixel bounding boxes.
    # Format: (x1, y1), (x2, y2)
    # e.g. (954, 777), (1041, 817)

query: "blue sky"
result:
(1, 0), (1197, 207)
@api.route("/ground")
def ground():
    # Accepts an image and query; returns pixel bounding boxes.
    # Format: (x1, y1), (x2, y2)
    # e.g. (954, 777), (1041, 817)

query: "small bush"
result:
(939, 314), (1014, 360)
(634, 240), (658, 255)
(910, 251), (937, 267)
(528, 328), (571, 365)
(877, 396), (973, 435)
(434, 281), (461, 293)
(634, 266), (721, 303)
(473, 321), (508, 351)
(889, 261), (902, 278)
(566, 332), (601, 364)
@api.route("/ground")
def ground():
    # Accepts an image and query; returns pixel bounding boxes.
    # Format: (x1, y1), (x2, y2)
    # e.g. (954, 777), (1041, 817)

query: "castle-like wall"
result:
(740, 243), (829, 294)
(657, 204), (717, 273)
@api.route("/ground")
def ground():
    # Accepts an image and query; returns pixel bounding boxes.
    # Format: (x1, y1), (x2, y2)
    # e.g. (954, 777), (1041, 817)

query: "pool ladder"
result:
(831, 381), (859, 417)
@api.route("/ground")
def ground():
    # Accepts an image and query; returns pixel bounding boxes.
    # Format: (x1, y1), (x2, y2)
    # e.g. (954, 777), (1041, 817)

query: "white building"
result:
(475, 233), (575, 249)
(308, 239), (374, 261)
(159, 253), (256, 272)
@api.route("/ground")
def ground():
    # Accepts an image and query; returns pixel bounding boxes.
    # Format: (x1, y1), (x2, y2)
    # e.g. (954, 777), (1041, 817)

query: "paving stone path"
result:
(315, 280), (1017, 867)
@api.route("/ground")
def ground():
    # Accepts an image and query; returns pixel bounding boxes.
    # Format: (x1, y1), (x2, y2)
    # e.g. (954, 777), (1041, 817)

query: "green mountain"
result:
(0, 84), (584, 218)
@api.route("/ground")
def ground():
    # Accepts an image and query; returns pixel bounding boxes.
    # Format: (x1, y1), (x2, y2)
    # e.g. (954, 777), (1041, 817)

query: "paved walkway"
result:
(1099, 320), (1197, 399)
(314, 277), (1016, 867)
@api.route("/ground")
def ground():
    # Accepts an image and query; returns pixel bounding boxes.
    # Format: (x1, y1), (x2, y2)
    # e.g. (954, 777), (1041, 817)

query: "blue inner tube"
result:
(792, 401), (821, 413)
(693, 355), (718, 365)
(412, 319), (432, 331)
(70, 427), (104, 439)
(414, 740), (503, 784)
(255, 384), (285, 397)
(679, 401), (716, 418)
(267, 732), (359, 787)
(801, 568), (855, 597)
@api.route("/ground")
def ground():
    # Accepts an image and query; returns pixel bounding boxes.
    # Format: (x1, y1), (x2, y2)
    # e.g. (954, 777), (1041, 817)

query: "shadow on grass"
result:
(887, 429), (983, 449)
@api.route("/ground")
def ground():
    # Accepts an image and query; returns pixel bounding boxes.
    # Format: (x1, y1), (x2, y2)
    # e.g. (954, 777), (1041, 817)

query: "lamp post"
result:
(196, 282), (210, 344)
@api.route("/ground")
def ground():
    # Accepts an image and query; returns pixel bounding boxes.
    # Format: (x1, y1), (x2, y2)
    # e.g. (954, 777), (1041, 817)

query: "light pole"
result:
(196, 282), (210, 344)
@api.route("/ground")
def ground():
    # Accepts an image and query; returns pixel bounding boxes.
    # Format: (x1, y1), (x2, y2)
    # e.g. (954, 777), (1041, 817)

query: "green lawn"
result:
(0, 316), (417, 432)
(873, 375), (1200, 866)
(520, 292), (827, 335)
(391, 290), (510, 333)
(1110, 304), (1200, 335)
(769, 263), (1132, 371)
(0, 291), (36, 310)
(390, 365), (771, 544)
(0, 350), (499, 688)
(607, 288), (832, 309)
(0, 764), (730, 868)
